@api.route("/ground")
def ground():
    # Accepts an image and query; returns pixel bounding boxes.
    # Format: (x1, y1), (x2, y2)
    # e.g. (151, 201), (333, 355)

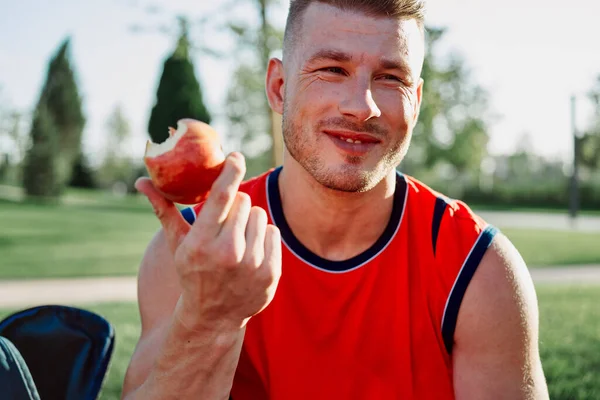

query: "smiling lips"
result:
(323, 130), (381, 145)
(322, 130), (382, 156)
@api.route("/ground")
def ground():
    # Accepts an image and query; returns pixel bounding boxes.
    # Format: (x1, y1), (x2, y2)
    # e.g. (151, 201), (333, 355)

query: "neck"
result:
(277, 157), (397, 262)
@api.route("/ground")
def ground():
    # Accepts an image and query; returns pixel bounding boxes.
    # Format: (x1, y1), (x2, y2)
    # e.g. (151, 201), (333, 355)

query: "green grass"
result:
(538, 285), (600, 399)
(471, 203), (600, 216)
(501, 228), (600, 266)
(0, 199), (161, 279)
(0, 192), (599, 280)
(0, 285), (598, 399)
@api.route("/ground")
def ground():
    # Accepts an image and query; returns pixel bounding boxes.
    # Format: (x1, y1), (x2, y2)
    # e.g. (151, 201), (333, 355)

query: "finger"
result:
(262, 224), (282, 280)
(213, 192), (252, 264)
(135, 177), (190, 252)
(191, 152), (246, 240)
(242, 206), (268, 268)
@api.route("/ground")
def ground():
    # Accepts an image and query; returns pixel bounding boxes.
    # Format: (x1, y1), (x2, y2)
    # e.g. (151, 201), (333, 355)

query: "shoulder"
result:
(402, 173), (491, 256)
(401, 174), (504, 352)
(451, 231), (548, 397)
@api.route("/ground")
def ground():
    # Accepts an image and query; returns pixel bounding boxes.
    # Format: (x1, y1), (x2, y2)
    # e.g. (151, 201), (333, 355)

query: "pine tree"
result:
(22, 37), (86, 197)
(148, 17), (211, 144)
(22, 104), (60, 198)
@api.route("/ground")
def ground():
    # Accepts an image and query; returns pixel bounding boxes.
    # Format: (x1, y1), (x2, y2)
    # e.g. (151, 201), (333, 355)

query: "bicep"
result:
(452, 233), (549, 399)
(122, 228), (183, 397)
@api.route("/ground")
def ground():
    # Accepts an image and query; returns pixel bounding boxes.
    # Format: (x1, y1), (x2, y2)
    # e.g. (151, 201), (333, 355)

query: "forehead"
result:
(292, 3), (424, 73)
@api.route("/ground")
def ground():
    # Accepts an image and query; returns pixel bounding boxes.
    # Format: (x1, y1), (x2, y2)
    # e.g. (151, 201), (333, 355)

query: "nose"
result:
(338, 79), (382, 121)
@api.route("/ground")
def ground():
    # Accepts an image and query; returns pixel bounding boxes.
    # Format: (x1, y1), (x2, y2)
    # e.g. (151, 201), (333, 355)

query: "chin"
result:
(311, 163), (383, 193)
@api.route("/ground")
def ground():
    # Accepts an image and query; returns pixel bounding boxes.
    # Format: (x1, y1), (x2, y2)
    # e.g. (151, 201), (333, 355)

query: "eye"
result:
(378, 74), (402, 82)
(321, 67), (346, 75)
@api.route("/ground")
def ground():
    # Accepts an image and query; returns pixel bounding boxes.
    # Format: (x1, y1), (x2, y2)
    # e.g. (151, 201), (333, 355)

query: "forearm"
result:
(125, 298), (246, 400)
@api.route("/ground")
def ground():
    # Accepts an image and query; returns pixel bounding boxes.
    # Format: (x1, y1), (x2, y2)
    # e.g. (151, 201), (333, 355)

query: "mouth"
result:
(322, 130), (381, 157)
(322, 130), (382, 144)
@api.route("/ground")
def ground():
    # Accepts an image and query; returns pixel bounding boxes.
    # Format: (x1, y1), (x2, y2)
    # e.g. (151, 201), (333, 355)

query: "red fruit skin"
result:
(144, 119), (226, 205)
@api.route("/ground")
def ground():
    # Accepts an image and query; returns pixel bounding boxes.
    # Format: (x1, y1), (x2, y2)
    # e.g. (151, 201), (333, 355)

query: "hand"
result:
(135, 152), (282, 330)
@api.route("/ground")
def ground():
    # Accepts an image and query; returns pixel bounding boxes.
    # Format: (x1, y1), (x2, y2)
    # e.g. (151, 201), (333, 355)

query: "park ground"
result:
(0, 187), (599, 399)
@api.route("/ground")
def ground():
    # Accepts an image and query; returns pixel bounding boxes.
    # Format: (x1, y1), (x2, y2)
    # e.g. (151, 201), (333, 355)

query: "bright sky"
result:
(1, 0), (599, 167)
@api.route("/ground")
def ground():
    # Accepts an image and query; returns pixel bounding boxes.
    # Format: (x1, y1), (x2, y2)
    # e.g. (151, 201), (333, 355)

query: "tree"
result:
(22, 37), (86, 197)
(22, 104), (60, 198)
(148, 17), (212, 144)
(69, 152), (97, 189)
(225, 0), (284, 176)
(401, 27), (494, 190)
(99, 104), (135, 186)
(0, 88), (28, 183)
(580, 75), (600, 170)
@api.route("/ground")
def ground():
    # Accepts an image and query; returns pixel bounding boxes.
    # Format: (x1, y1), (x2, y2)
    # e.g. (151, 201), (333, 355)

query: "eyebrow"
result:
(306, 49), (353, 64)
(306, 49), (413, 78)
(379, 58), (413, 78)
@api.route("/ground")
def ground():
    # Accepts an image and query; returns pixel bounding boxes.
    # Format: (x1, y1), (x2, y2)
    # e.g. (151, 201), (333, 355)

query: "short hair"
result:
(283, 0), (427, 58)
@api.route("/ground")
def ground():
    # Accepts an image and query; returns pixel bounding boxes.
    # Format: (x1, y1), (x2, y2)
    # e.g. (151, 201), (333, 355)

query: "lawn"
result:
(0, 285), (598, 399)
(501, 228), (600, 267)
(0, 195), (599, 280)
(0, 199), (160, 280)
(471, 203), (600, 217)
(538, 285), (600, 399)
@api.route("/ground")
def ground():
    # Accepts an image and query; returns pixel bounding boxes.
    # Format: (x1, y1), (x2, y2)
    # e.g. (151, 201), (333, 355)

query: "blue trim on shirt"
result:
(431, 196), (449, 256)
(180, 207), (196, 225)
(441, 225), (499, 354)
(267, 166), (407, 273)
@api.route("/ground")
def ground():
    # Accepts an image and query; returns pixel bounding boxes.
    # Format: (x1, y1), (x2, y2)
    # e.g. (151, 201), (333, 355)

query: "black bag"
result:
(0, 305), (115, 400)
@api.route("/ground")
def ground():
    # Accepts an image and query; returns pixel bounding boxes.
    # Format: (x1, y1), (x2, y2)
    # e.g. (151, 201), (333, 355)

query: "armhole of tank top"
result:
(431, 196), (450, 256)
(180, 206), (197, 225)
(440, 224), (499, 355)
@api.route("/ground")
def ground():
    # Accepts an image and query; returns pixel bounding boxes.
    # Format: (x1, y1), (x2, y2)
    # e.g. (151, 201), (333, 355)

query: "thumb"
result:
(135, 177), (190, 253)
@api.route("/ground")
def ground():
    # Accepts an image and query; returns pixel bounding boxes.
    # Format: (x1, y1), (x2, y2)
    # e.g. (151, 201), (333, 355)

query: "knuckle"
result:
(250, 206), (267, 223)
(259, 264), (280, 287)
(243, 252), (262, 269)
(214, 187), (234, 206)
(154, 205), (167, 220)
(174, 246), (195, 269)
(215, 241), (244, 265)
(237, 192), (251, 208)
(266, 223), (280, 237)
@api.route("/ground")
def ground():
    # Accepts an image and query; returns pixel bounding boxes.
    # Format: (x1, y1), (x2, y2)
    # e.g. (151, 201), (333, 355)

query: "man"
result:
(122, 0), (549, 398)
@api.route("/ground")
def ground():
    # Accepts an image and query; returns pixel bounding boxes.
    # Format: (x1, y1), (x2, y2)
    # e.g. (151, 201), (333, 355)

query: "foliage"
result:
(402, 27), (493, 192)
(580, 76), (600, 169)
(21, 104), (60, 199)
(148, 17), (211, 144)
(98, 105), (139, 190)
(225, 0), (284, 177)
(226, 63), (275, 177)
(22, 37), (86, 197)
(69, 152), (98, 189)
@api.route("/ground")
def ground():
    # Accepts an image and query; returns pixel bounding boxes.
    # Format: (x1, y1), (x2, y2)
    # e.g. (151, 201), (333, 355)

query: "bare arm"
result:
(453, 232), (549, 399)
(121, 153), (281, 400)
(121, 230), (245, 400)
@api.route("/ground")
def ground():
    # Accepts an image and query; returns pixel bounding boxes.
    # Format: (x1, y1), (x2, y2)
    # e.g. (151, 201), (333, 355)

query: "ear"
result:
(412, 78), (424, 128)
(265, 58), (285, 115)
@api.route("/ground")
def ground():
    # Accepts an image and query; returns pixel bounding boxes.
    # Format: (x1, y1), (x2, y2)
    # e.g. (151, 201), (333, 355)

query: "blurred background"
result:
(0, 0), (599, 399)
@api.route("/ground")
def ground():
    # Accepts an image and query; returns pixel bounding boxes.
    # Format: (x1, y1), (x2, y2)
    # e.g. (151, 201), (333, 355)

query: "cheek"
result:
(374, 90), (414, 129)
(291, 83), (337, 119)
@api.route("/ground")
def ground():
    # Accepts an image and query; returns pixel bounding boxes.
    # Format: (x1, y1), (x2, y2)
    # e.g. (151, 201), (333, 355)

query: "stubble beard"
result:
(282, 103), (409, 193)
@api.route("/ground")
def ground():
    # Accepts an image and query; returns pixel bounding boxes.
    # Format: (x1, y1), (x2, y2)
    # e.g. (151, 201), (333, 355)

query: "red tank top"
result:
(184, 167), (498, 400)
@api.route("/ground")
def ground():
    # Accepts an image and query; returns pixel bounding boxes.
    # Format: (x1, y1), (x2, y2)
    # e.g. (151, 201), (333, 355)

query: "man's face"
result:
(280, 3), (425, 192)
